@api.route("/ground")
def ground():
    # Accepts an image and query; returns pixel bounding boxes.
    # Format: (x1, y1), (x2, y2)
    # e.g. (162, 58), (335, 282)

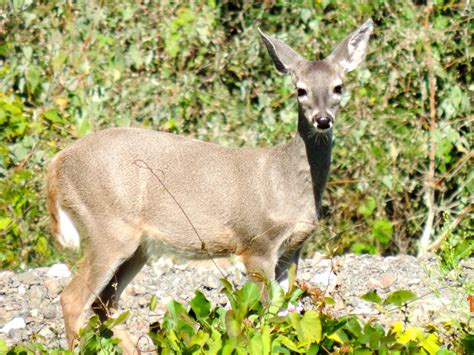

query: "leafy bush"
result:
(0, 1), (471, 269)
(2, 279), (469, 354)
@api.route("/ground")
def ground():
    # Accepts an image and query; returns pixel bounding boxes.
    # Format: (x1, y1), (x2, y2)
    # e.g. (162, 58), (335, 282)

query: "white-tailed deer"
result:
(47, 20), (372, 352)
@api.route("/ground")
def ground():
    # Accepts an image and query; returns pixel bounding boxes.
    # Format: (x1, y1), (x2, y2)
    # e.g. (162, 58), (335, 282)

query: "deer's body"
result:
(49, 124), (323, 259)
(47, 20), (372, 353)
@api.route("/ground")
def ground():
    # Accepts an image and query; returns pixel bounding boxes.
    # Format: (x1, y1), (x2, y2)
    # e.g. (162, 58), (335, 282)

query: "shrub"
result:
(0, 1), (471, 268)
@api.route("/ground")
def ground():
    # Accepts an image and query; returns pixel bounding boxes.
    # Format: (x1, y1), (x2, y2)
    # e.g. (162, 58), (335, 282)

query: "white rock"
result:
(0, 317), (26, 333)
(18, 284), (26, 295)
(46, 264), (71, 278)
(311, 270), (337, 288)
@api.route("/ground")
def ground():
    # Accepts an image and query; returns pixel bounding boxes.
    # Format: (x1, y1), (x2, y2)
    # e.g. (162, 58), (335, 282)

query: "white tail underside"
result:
(58, 206), (80, 250)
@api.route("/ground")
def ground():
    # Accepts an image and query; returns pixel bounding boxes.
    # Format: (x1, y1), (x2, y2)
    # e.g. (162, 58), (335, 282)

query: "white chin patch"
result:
(313, 122), (333, 133)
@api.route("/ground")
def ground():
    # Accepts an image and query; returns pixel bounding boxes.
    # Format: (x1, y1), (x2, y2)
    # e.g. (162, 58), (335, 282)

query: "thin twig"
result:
(133, 159), (227, 280)
(419, 7), (438, 256)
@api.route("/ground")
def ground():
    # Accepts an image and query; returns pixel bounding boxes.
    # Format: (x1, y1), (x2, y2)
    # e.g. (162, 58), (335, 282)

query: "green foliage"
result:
(147, 280), (461, 354)
(77, 313), (128, 354)
(362, 289), (418, 310)
(2, 280), (467, 354)
(437, 212), (474, 273)
(0, 0), (472, 269)
(0, 93), (65, 268)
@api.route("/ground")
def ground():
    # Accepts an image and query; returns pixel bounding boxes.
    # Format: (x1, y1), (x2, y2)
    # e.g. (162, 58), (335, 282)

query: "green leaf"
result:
(249, 333), (264, 354)
(287, 262), (297, 293)
(10, 144), (29, 163)
(435, 349), (456, 355)
(26, 65), (41, 92)
(105, 311), (130, 328)
(43, 109), (62, 123)
(384, 290), (417, 306)
(461, 333), (474, 353)
(307, 344), (319, 355)
(371, 219), (393, 245)
(149, 294), (157, 311)
(300, 310), (322, 344)
(190, 290), (211, 319)
(420, 333), (440, 354)
(342, 316), (363, 338)
(167, 299), (194, 327)
(76, 118), (91, 137)
(324, 296), (335, 305)
(361, 290), (382, 304)
(261, 324), (271, 354)
(220, 278), (237, 310)
(206, 327), (223, 354)
(0, 339), (8, 353)
(268, 281), (285, 316)
(277, 335), (302, 353)
(225, 310), (240, 338)
(357, 196), (377, 217)
(354, 349), (373, 355)
(0, 217), (13, 230)
(235, 282), (260, 319)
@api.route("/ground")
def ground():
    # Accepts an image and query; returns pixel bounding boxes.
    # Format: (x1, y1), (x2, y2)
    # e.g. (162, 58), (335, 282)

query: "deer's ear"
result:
(258, 29), (305, 74)
(326, 19), (373, 74)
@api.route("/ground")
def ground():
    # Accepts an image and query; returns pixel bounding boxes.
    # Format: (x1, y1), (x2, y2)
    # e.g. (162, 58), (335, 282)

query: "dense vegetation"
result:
(2, 278), (471, 354)
(0, 1), (472, 268)
(0, 1), (472, 353)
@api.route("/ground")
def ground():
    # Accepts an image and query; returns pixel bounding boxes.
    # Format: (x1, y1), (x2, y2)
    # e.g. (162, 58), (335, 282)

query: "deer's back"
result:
(49, 127), (283, 255)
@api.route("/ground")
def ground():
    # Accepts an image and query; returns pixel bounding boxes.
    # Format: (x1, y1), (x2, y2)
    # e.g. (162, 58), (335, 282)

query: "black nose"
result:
(316, 116), (331, 129)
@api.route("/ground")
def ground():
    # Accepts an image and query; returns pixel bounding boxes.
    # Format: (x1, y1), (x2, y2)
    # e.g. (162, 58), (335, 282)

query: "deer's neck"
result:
(283, 108), (332, 218)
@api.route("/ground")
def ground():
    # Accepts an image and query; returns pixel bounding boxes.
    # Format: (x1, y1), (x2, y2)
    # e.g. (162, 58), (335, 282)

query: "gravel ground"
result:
(0, 253), (472, 350)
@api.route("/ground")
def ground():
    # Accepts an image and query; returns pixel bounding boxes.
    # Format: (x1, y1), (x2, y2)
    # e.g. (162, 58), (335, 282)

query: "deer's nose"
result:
(312, 115), (332, 130)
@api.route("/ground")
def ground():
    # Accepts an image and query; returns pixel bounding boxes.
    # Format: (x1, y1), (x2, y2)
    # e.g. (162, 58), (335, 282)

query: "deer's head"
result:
(259, 19), (373, 134)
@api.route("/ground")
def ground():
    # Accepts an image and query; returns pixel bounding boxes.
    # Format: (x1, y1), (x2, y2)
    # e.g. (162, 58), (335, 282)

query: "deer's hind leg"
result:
(60, 224), (145, 352)
(91, 244), (149, 354)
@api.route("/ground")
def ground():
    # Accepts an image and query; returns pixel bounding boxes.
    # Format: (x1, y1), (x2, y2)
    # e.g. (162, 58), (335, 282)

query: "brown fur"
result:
(46, 154), (63, 240)
(48, 21), (372, 354)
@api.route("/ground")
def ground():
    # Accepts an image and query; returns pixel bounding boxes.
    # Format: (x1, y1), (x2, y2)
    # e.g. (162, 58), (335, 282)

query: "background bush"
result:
(0, 0), (471, 269)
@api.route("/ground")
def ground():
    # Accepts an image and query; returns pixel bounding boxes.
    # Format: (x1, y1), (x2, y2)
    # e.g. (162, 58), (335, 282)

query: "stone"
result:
(0, 317), (26, 333)
(205, 275), (220, 289)
(138, 297), (149, 307)
(408, 278), (421, 285)
(43, 306), (57, 320)
(29, 286), (46, 308)
(46, 264), (71, 279)
(43, 278), (62, 298)
(311, 269), (337, 289)
(367, 277), (384, 289)
(8, 328), (27, 343)
(131, 285), (146, 296)
(0, 271), (14, 283)
(380, 273), (396, 288)
(30, 309), (39, 318)
(38, 326), (53, 338)
(0, 308), (11, 324)
(16, 271), (39, 285)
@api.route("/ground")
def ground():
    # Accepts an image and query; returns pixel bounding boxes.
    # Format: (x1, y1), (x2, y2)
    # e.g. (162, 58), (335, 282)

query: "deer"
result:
(46, 19), (372, 353)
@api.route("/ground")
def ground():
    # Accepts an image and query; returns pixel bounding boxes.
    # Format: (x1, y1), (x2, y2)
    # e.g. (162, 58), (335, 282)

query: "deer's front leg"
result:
(239, 251), (276, 305)
(275, 246), (302, 292)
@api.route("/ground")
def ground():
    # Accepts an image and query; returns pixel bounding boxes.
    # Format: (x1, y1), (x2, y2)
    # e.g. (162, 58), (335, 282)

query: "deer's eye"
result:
(334, 85), (343, 95)
(297, 88), (307, 97)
